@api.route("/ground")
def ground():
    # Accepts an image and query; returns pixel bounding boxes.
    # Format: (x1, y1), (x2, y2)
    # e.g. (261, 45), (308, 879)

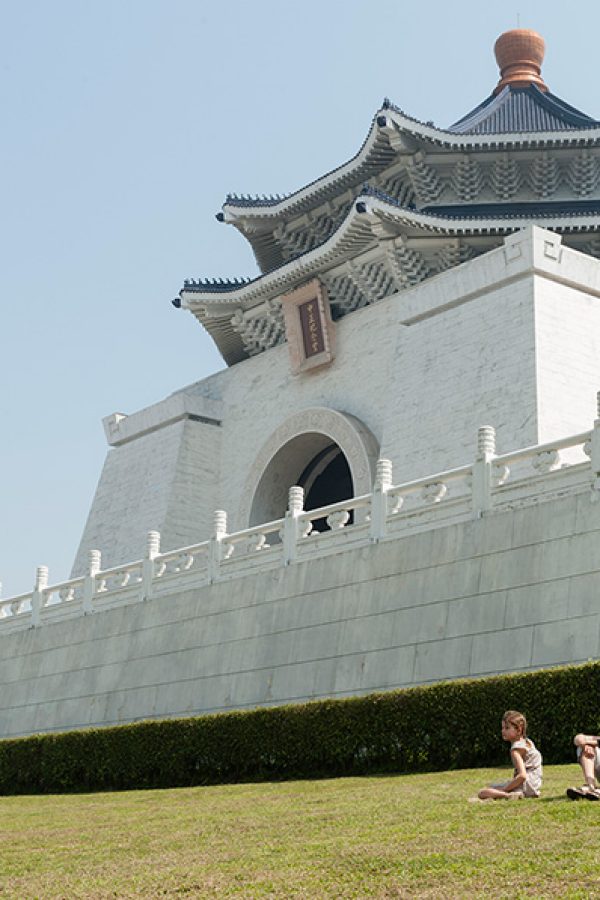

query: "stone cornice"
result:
(102, 393), (223, 447)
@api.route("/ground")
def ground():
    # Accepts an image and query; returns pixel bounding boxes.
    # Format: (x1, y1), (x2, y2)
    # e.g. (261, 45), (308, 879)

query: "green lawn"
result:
(1, 765), (600, 898)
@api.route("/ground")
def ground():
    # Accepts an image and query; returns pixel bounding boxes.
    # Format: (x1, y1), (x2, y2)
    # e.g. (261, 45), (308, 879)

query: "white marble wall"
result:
(71, 414), (222, 576)
(535, 279), (600, 443)
(72, 226), (600, 575)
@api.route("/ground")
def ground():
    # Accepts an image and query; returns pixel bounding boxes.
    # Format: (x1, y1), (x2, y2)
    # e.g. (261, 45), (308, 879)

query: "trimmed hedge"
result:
(1, 661), (599, 794)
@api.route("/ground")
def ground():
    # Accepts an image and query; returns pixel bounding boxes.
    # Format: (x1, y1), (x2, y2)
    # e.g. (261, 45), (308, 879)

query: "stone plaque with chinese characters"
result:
(281, 279), (335, 374)
(299, 298), (325, 357)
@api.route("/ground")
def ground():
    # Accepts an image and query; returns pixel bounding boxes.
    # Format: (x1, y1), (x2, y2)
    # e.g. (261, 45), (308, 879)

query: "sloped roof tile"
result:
(448, 85), (600, 134)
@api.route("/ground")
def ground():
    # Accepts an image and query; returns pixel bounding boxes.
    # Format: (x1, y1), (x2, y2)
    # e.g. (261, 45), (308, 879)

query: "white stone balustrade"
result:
(43, 577), (85, 610)
(298, 493), (370, 532)
(83, 549), (101, 613)
(370, 458), (393, 541)
(95, 560), (144, 597)
(30, 566), (48, 627)
(472, 425), (496, 517)
(2, 417), (600, 634)
(142, 530), (160, 600)
(386, 464), (472, 521)
(0, 591), (32, 620)
(221, 518), (284, 566)
(283, 485), (304, 565)
(207, 510), (228, 583)
(491, 429), (592, 501)
(154, 544), (207, 580)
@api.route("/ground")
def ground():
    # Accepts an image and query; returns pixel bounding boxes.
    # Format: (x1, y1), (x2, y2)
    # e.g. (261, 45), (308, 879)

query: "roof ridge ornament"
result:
(494, 28), (548, 94)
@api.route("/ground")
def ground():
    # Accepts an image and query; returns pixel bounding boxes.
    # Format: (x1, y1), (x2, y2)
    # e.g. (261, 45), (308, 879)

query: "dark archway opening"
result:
(298, 444), (354, 532)
(249, 434), (357, 529)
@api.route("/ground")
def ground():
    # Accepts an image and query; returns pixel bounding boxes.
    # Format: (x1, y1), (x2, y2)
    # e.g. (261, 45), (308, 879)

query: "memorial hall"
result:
(3, 29), (600, 737)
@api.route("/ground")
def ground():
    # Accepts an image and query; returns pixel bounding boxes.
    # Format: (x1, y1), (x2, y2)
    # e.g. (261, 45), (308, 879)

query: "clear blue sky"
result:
(3, 0), (600, 596)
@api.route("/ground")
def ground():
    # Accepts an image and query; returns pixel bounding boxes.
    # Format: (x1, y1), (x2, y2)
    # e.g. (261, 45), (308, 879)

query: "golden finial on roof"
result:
(493, 29), (548, 94)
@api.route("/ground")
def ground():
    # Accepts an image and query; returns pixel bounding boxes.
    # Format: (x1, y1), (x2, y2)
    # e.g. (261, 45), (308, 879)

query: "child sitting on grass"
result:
(566, 733), (600, 800)
(472, 710), (543, 801)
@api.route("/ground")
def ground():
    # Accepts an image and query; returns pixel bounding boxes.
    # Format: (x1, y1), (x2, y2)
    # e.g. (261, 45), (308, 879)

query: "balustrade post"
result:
(591, 391), (600, 476)
(31, 565), (48, 627)
(83, 549), (101, 614)
(370, 458), (393, 541)
(472, 426), (496, 517)
(141, 531), (160, 600)
(208, 511), (227, 583)
(283, 486), (304, 565)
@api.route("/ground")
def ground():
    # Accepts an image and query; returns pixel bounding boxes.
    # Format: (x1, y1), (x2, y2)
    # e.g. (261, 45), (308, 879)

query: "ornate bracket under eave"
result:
(230, 299), (286, 358)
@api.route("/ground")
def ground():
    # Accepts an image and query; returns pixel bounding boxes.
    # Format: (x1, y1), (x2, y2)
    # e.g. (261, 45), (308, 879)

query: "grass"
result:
(1, 764), (600, 898)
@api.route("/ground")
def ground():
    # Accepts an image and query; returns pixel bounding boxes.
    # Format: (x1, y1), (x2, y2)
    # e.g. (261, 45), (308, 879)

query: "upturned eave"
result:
(221, 104), (600, 224)
(181, 190), (600, 365)
(219, 101), (600, 275)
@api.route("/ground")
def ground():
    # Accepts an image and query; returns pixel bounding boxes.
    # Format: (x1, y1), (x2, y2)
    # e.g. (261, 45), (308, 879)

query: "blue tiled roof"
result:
(224, 193), (289, 208)
(449, 85), (600, 134)
(425, 200), (600, 218)
(360, 183), (415, 205)
(183, 277), (252, 293)
(361, 186), (600, 221)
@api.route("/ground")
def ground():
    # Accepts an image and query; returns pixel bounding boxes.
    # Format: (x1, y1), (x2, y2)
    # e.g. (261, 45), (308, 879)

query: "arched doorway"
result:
(238, 407), (379, 530)
(297, 444), (354, 531)
(249, 434), (354, 527)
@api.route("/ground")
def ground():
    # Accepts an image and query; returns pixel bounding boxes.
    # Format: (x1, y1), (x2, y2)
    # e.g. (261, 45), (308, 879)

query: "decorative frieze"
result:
(389, 238), (431, 287)
(434, 241), (475, 272)
(489, 154), (522, 200)
(382, 242), (408, 290)
(584, 235), (600, 259)
(274, 202), (352, 260)
(567, 151), (600, 197)
(322, 272), (369, 316)
(451, 156), (484, 202)
(347, 258), (395, 303)
(231, 300), (285, 356)
(255, 147), (600, 280)
(407, 155), (443, 204)
(274, 223), (319, 259)
(377, 171), (415, 206)
(528, 153), (561, 198)
(325, 242), (431, 311)
(308, 209), (336, 244)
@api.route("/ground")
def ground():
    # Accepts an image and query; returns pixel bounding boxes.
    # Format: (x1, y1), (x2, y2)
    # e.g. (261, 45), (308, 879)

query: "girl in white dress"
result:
(475, 710), (543, 800)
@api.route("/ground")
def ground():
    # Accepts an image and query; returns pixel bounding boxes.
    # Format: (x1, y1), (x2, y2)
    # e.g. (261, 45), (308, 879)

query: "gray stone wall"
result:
(2, 485), (599, 739)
